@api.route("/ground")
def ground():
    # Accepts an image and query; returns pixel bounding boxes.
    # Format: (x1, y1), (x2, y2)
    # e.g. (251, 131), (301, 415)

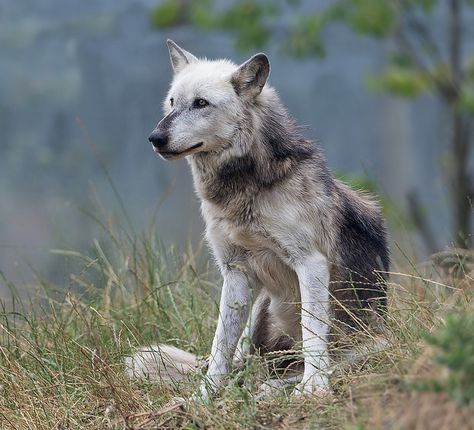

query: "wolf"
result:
(126, 40), (389, 400)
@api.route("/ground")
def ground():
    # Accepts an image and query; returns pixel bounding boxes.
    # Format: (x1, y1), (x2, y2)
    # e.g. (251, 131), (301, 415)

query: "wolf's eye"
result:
(193, 98), (209, 108)
(170, 98), (174, 107)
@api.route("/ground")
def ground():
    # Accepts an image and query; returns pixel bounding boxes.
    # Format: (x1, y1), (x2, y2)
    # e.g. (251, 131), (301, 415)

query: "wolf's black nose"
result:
(148, 130), (168, 148)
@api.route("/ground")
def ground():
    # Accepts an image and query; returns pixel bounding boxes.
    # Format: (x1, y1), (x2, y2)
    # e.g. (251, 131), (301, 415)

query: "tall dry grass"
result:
(1, 214), (473, 429)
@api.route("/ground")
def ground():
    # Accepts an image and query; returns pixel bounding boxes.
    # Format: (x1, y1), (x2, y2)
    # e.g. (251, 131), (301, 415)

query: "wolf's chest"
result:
(208, 199), (279, 251)
(218, 204), (298, 261)
(227, 223), (274, 252)
(204, 189), (318, 261)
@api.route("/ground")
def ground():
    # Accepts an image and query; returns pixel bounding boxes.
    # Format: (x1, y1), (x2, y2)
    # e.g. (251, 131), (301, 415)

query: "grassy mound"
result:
(1, 226), (473, 429)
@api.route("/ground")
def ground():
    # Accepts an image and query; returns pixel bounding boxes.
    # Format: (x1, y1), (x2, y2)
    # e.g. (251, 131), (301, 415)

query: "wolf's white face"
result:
(149, 40), (270, 160)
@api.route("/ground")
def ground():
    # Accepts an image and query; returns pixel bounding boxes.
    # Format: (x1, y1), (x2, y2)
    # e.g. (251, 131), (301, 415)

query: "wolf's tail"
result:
(125, 344), (202, 383)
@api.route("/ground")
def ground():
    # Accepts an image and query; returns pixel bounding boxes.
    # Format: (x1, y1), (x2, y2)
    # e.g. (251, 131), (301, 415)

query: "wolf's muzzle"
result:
(148, 129), (169, 148)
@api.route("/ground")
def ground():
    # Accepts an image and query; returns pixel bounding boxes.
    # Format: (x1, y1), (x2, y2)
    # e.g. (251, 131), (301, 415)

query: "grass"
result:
(1, 216), (474, 429)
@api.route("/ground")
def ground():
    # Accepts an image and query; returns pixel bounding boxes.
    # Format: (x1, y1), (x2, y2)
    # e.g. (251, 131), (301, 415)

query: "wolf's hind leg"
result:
(293, 252), (331, 396)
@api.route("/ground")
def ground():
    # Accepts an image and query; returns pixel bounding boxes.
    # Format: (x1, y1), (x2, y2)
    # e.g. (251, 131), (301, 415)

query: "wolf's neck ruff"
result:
(188, 97), (318, 207)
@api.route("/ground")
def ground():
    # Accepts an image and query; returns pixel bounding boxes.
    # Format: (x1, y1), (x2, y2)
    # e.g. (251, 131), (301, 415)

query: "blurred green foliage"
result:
(150, 0), (474, 109)
(323, 0), (397, 38)
(459, 90), (474, 115)
(419, 313), (474, 407)
(151, 0), (215, 28)
(150, 0), (181, 27)
(217, 1), (277, 50)
(366, 69), (429, 98)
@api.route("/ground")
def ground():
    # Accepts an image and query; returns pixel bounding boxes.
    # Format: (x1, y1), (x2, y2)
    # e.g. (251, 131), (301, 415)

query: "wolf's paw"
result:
(189, 381), (215, 405)
(256, 375), (302, 399)
(256, 379), (286, 399)
(163, 396), (186, 410)
(293, 379), (332, 399)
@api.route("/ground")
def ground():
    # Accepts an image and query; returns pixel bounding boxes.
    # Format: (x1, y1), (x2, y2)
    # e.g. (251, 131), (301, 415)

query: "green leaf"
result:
(389, 52), (415, 69)
(216, 0), (277, 50)
(150, 0), (182, 28)
(458, 89), (474, 116)
(412, 0), (438, 12)
(367, 69), (429, 97)
(346, 0), (396, 37)
(286, 14), (326, 58)
(189, 0), (216, 28)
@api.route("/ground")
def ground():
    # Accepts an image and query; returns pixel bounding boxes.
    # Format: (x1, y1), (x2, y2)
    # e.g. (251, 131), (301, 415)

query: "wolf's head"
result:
(148, 40), (270, 160)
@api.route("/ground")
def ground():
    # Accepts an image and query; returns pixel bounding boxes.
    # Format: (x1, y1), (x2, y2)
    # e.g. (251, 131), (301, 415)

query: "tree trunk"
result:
(448, 0), (472, 248)
(450, 109), (472, 247)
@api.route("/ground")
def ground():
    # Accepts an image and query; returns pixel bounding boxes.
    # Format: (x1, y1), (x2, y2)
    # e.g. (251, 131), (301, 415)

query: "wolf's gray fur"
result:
(132, 40), (389, 400)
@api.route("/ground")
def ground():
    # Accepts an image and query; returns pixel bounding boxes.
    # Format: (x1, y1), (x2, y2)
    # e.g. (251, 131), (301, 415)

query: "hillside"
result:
(1, 225), (473, 429)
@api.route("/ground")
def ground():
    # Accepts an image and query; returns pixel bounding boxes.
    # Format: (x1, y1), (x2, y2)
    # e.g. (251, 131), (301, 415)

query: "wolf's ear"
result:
(167, 39), (197, 74)
(231, 53), (270, 98)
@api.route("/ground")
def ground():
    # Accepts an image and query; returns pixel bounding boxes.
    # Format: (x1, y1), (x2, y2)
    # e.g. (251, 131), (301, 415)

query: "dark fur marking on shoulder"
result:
(217, 154), (256, 183)
(269, 137), (315, 161)
(203, 154), (259, 209)
(201, 103), (324, 208)
(260, 108), (314, 162)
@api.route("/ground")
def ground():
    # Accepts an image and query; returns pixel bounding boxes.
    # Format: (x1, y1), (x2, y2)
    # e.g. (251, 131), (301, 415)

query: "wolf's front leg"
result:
(232, 289), (267, 368)
(196, 268), (250, 401)
(293, 252), (331, 396)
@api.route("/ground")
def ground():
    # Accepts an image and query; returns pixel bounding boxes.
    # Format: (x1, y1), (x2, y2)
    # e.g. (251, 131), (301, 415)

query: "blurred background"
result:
(1, 0), (473, 295)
